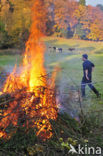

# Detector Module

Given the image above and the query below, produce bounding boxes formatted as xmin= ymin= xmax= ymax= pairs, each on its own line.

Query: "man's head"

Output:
xmin=82 ymin=54 xmax=88 ymax=61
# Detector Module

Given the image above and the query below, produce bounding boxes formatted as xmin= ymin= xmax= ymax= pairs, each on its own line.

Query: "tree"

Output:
xmin=0 ymin=0 xmax=34 ymax=48
xmin=79 ymin=0 xmax=86 ymax=6
xmin=54 ymin=0 xmax=78 ymax=37
xmin=97 ymin=4 xmax=103 ymax=11
xmin=74 ymin=4 xmax=86 ymax=21
xmin=84 ymin=6 xmax=103 ymax=41
xmin=87 ymin=19 xmax=103 ymax=41
xmin=0 ymin=20 xmax=11 ymax=48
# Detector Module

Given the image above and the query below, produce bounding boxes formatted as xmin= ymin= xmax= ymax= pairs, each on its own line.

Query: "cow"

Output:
xmin=68 ymin=48 xmax=75 ymax=51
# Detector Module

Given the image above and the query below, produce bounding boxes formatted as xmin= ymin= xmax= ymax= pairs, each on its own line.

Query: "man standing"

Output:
xmin=81 ymin=54 xmax=100 ymax=97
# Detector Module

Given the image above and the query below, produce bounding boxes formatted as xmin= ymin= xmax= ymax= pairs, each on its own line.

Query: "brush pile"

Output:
xmin=0 ymin=85 xmax=58 ymax=140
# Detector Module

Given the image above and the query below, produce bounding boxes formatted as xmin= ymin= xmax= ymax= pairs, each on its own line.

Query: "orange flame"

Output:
xmin=0 ymin=0 xmax=58 ymax=140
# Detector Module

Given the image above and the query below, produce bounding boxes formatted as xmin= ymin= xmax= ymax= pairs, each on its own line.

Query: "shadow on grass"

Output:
xmin=95 ymin=48 xmax=103 ymax=54
xmin=0 ymin=49 xmax=22 ymax=55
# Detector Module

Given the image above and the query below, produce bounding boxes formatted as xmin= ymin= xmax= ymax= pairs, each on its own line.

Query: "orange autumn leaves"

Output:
xmin=74 ymin=4 xmax=103 ymax=40
xmin=0 ymin=0 xmax=103 ymax=43
xmin=53 ymin=0 xmax=103 ymax=40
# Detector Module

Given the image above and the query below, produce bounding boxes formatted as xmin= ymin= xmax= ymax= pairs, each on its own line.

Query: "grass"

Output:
xmin=0 ymin=48 xmax=22 ymax=68
xmin=0 ymin=55 xmax=22 ymax=67
xmin=44 ymin=37 xmax=103 ymax=116
xmin=0 ymin=37 xmax=103 ymax=115
xmin=0 ymin=37 xmax=103 ymax=155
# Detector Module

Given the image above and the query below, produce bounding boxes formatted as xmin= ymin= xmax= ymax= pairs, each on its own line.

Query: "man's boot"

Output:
xmin=92 ymin=87 xmax=101 ymax=98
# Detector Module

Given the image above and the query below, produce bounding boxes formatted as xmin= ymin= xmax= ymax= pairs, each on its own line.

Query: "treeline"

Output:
xmin=0 ymin=0 xmax=103 ymax=49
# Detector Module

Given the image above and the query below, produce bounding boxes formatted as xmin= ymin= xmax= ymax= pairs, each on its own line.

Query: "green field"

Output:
xmin=0 ymin=37 xmax=103 ymax=116
xmin=0 ymin=38 xmax=103 ymax=155
xmin=44 ymin=37 xmax=103 ymax=116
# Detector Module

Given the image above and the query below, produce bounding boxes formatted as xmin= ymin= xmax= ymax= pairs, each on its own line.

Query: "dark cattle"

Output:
xmin=53 ymin=47 xmax=56 ymax=51
xmin=49 ymin=47 xmax=63 ymax=53
xmin=58 ymin=48 xmax=62 ymax=53
xmin=49 ymin=47 xmax=53 ymax=53
xmin=69 ymin=48 xmax=75 ymax=51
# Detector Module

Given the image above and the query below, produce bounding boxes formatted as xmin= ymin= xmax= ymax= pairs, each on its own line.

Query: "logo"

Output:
xmin=68 ymin=144 xmax=78 ymax=154
xmin=69 ymin=144 xmax=102 ymax=155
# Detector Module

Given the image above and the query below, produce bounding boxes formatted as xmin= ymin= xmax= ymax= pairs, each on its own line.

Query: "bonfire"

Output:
xmin=0 ymin=0 xmax=58 ymax=140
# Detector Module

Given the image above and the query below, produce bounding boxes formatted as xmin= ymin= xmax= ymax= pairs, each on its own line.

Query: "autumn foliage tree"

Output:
xmin=54 ymin=0 xmax=78 ymax=37
xmin=79 ymin=0 xmax=86 ymax=6
xmin=80 ymin=5 xmax=103 ymax=41
xmin=0 ymin=0 xmax=103 ymax=48
xmin=74 ymin=3 xmax=103 ymax=41
xmin=0 ymin=0 xmax=34 ymax=48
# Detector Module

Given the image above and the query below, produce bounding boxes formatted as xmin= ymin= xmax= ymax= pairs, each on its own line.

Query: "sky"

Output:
xmin=86 ymin=0 xmax=103 ymax=6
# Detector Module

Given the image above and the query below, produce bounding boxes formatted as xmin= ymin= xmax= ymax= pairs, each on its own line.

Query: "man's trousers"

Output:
xmin=81 ymin=80 xmax=99 ymax=97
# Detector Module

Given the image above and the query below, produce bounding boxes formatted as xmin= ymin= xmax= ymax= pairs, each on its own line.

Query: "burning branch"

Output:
xmin=0 ymin=0 xmax=58 ymax=141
